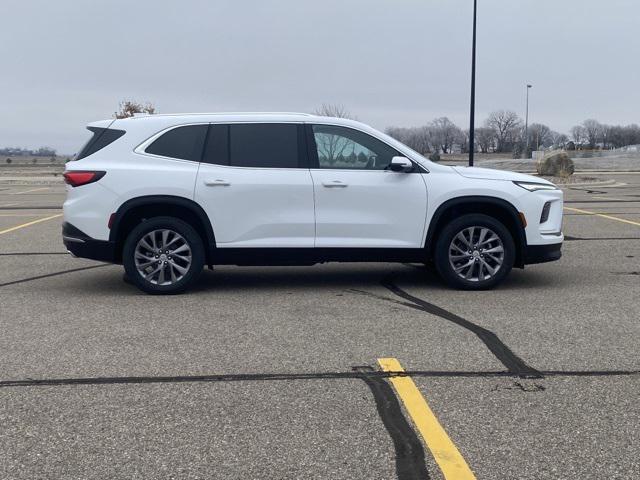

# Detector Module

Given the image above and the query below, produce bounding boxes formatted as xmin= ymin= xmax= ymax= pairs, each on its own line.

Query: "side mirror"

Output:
xmin=388 ymin=156 xmax=413 ymax=173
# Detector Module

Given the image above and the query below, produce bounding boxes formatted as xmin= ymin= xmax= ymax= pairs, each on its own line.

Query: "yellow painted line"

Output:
xmin=10 ymin=187 xmax=49 ymax=195
xmin=0 ymin=214 xmax=55 ymax=217
xmin=564 ymin=206 xmax=640 ymax=227
xmin=378 ymin=358 xmax=476 ymax=480
xmin=0 ymin=213 xmax=62 ymax=235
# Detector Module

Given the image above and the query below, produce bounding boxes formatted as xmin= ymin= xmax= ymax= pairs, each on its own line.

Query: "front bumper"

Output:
xmin=523 ymin=242 xmax=562 ymax=265
xmin=62 ymin=222 xmax=117 ymax=263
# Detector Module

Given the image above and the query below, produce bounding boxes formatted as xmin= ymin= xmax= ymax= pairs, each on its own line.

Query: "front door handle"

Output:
xmin=322 ymin=181 xmax=348 ymax=188
xmin=204 ymin=179 xmax=231 ymax=187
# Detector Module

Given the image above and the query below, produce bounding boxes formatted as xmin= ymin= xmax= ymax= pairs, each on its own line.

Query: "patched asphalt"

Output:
xmin=1 ymin=175 xmax=639 ymax=479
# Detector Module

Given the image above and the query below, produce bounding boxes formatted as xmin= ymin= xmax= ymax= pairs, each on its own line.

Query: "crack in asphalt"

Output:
xmin=0 ymin=264 xmax=109 ymax=287
xmin=0 ymin=251 xmax=69 ymax=256
xmin=564 ymin=199 xmax=640 ymax=204
xmin=351 ymin=274 xmax=543 ymax=378
xmin=564 ymin=236 xmax=640 ymax=241
xmin=0 ymin=369 xmax=637 ymax=389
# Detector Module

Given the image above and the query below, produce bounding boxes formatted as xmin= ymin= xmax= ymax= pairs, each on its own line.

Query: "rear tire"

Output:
xmin=434 ymin=214 xmax=515 ymax=290
xmin=122 ymin=216 xmax=205 ymax=294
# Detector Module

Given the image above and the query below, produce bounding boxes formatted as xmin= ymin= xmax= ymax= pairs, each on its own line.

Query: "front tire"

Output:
xmin=122 ymin=216 xmax=205 ymax=294
xmin=434 ymin=214 xmax=515 ymax=290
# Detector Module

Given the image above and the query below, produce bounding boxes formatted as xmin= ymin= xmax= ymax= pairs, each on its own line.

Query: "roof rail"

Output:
xmin=126 ymin=112 xmax=315 ymax=118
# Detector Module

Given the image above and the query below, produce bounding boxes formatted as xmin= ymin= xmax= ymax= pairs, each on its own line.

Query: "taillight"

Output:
xmin=63 ymin=171 xmax=106 ymax=187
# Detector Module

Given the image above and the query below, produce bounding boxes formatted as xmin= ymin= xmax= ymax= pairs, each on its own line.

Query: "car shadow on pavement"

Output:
xmin=6 ymin=261 xmax=564 ymax=295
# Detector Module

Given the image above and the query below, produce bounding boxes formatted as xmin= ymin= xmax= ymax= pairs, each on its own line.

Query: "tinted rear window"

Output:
xmin=76 ymin=127 xmax=125 ymax=160
xmin=229 ymin=124 xmax=299 ymax=168
xmin=146 ymin=125 xmax=208 ymax=161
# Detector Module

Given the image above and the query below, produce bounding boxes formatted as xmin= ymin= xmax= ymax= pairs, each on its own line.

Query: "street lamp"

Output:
xmin=468 ymin=0 xmax=477 ymax=167
xmin=524 ymin=84 xmax=532 ymax=158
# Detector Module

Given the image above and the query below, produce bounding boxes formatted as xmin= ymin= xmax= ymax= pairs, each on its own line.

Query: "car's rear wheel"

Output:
xmin=122 ymin=216 xmax=205 ymax=294
xmin=434 ymin=213 xmax=515 ymax=290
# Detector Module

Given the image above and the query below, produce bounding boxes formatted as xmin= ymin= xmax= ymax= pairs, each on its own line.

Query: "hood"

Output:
xmin=452 ymin=166 xmax=554 ymax=185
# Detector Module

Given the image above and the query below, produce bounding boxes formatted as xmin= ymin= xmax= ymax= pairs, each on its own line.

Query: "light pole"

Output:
xmin=468 ymin=0 xmax=477 ymax=167
xmin=524 ymin=84 xmax=532 ymax=158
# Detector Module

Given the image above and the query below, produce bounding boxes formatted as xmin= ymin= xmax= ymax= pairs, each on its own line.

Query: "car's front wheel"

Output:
xmin=434 ymin=213 xmax=515 ymax=290
xmin=122 ymin=216 xmax=205 ymax=294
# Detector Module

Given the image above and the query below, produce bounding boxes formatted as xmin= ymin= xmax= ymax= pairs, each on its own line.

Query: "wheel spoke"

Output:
xmin=477 ymin=228 xmax=488 ymax=245
xmin=451 ymin=243 xmax=467 ymax=255
xmin=165 ymin=234 xmax=180 ymax=248
xmin=137 ymin=259 xmax=156 ymax=268
xmin=478 ymin=261 xmax=485 ymax=279
xmin=477 ymin=234 xmax=498 ymax=247
xmin=169 ymin=263 xmax=177 ymax=282
xmin=486 ymin=253 xmax=501 ymax=263
xmin=456 ymin=232 xmax=471 ymax=248
xmin=171 ymin=262 xmax=188 ymax=275
xmin=464 ymin=262 xmax=476 ymax=279
xmin=145 ymin=264 xmax=162 ymax=280
xmin=172 ymin=252 xmax=191 ymax=261
xmin=171 ymin=243 xmax=190 ymax=255
xmin=139 ymin=238 xmax=154 ymax=252
xmin=135 ymin=251 xmax=155 ymax=261
xmin=454 ymin=259 xmax=474 ymax=273
xmin=481 ymin=258 xmax=497 ymax=275
xmin=158 ymin=264 xmax=166 ymax=284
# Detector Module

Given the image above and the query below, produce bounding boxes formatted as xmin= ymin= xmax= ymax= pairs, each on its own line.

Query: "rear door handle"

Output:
xmin=204 ymin=179 xmax=231 ymax=187
xmin=322 ymin=181 xmax=348 ymax=188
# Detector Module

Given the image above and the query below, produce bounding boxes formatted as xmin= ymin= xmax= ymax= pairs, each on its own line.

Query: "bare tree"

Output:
xmin=385 ymin=126 xmax=431 ymax=155
xmin=581 ymin=119 xmax=601 ymax=148
xmin=313 ymin=103 xmax=356 ymax=120
xmin=475 ymin=127 xmax=496 ymax=153
xmin=527 ymin=123 xmax=552 ymax=149
xmin=570 ymin=125 xmax=586 ymax=145
xmin=598 ymin=123 xmax=613 ymax=149
xmin=549 ymin=131 xmax=568 ymax=149
xmin=114 ymin=100 xmax=157 ymax=119
xmin=429 ymin=117 xmax=462 ymax=153
xmin=485 ymin=110 xmax=522 ymax=152
xmin=608 ymin=124 xmax=640 ymax=148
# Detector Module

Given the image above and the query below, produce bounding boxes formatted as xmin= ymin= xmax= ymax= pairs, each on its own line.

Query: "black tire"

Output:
xmin=434 ymin=213 xmax=515 ymax=290
xmin=122 ymin=216 xmax=205 ymax=294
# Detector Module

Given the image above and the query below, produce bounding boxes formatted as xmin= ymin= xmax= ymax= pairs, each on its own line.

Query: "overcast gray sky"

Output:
xmin=1 ymin=0 xmax=638 ymax=153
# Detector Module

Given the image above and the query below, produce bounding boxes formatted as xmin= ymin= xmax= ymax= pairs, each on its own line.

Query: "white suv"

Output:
xmin=63 ymin=113 xmax=563 ymax=294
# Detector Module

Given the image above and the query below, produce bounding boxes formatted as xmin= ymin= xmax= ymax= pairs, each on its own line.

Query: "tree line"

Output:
xmin=385 ymin=111 xmax=640 ymax=157
xmin=0 ymin=146 xmax=56 ymax=157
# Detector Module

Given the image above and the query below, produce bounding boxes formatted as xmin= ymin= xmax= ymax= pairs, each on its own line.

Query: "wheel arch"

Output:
xmin=424 ymin=196 xmax=527 ymax=268
xmin=109 ymin=195 xmax=216 ymax=264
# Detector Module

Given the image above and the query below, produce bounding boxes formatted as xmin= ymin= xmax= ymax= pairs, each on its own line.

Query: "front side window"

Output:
xmin=229 ymin=123 xmax=299 ymax=168
xmin=312 ymin=125 xmax=400 ymax=170
xmin=145 ymin=125 xmax=208 ymax=161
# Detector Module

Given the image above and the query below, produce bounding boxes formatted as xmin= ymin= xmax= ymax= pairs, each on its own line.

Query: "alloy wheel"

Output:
xmin=134 ymin=229 xmax=192 ymax=285
xmin=448 ymin=226 xmax=505 ymax=282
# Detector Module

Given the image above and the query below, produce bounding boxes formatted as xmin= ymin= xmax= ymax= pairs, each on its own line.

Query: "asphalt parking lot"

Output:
xmin=1 ymin=174 xmax=639 ymax=480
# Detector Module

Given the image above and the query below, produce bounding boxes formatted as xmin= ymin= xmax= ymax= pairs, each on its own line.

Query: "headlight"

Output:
xmin=513 ymin=181 xmax=558 ymax=192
